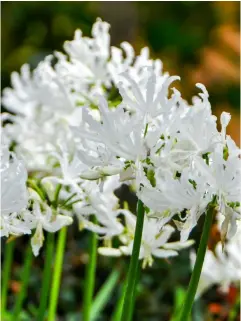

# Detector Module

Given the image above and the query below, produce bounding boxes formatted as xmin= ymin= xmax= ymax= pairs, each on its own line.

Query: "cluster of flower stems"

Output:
xmin=1 ymin=197 xmax=223 ymax=321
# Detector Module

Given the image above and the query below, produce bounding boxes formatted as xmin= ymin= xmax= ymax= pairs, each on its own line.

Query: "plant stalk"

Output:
xmin=48 ymin=227 xmax=67 ymax=321
xmin=120 ymin=199 xmax=145 ymax=321
xmin=179 ymin=205 xmax=216 ymax=321
xmin=36 ymin=232 xmax=55 ymax=321
xmin=83 ymin=216 xmax=98 ymax=321
xmin=1 ymin=240 xmax=15 ymax=314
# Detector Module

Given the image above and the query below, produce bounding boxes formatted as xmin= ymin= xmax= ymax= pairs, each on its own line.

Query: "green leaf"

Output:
xmin=90 ymin=269 xmax=120 ymax=321
xmin=170 ymin=286 xmax=186 ymax=321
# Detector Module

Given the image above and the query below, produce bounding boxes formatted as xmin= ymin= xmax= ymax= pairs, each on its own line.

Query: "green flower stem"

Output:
xmin=53 ymin=184 xmax=62 ymax=208
xmin=27 ymin=179 xmax=45 ymax=200
xmin=36 ymin=232 xmax=55 ymax=321
xmin=129 ymin=261 xmax=141 ymax=320
xmin=12 ymin=244 xmax=33 ymax=320
xmin=112 ymin=263 xmax=141 ymax=321
xmin=179 ymin=205 xmax=216 ymax=321
xmin=1 ymin=240 xmax=15 ymax=315
xmin=83 ymin=217 xmax=98 ymax=321
xmin=120 ymin=199 xmax=145 ymax=321
xmin=48 ymin=227 xmax=67 ymax=321
xmin=60 ymin=192 xmax=77 ymax=208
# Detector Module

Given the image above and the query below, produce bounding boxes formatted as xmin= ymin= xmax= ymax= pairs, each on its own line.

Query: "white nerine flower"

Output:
xmin=138 ymin=166 xmax=212 ymax=242
xmin=30 ymin=192 xmax=73 ymax=256
xmin=74 ymin=176 xmax=124 ymax=239
xmin=41 ymin=143 xmax=86 ymax=193
xmin=191 ymin=222 xmax=241 ymax=299
xmin=70 ymin=71 xmax=184 ymax=185
xmin=195 ymin=150 xmax=241 ymax=242
xmin=2 ymin=59 xmax=76 ymax=118
xmin=99 ymin=212 xmax=194 ymax=268
xmin=170 ymin=87 xmax=218 ymax=162
xmin=61 ymin=18 xmax=111 ymax=92
xmin=1 ymin=138 xmax=28 ymax=216
xmin=108 ymin=45 xmax=168 ymax=92
xmin=118 ymin=71 xmax=180 ymax=118
xmin=1 ymin=135 xmax=31 ymax=237
xmin=71 ymin=96 xmax=144 ymax=172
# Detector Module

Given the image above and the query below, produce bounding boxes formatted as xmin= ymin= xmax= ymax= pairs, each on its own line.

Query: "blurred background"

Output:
xmin=2 ymin=1 xmax=240 ymax=144
xmin=1 ymin=2 xmax=240 ymax=321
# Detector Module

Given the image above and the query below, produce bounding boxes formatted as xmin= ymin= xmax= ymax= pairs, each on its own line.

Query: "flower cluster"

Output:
xmin=1 ymin=19 xmax=240 ymax=266
xmin=0 ymin=134 xmax=73 ymax=255
xmin=191 ymin=216 xmax=241 ymax=298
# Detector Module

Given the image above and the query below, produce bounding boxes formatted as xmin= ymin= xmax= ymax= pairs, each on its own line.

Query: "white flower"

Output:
xmin=2 ymin=55 xmax=80 ymax=173
xmin=74 ymin=177 xmax=124 ymax=239
xmin=2 ymin=59 xmax=76 ymax=118
xmin=71 ymin=72 xmax=183 ymax=185
xmin=30 ymin=195 xmax=73 ymax=256
xmin=0 ymin=210 xmax=34 ymax=238
xmin=4 ymin=115 xmax=72 ymax=172
xmin=138 ymin=166 xmax=211 ymax=242
xmin=108 ymin=44 xmax=167 ymax=91
xmin=169 ymin=85 xmax=218 ymax=163
xmin=71 ymin=96 xmax=144 ymax=172
xmin=0 ymin=135 xmax=31 ymax=237
xmin=2 ymin=64 xmax=39 ymax=117
xmin=108 ymin=42 xmax=135 ymax=85
xmin=62 ymin=18 xmax=111 ymax=90
xmin=99 ymin=211 xmax=194 ymax=268
xmin=41 ymin=143 xmax=86 ymax=192
xmin=1 ymin=141 xmax=28 ymax=216
xmin=191 ymin=224 xmax=241 ymax=299
xmin=195 ymin=150 xmax=241 ymax=242
xmin=118 ymin=70 xmax=180 ymax=118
